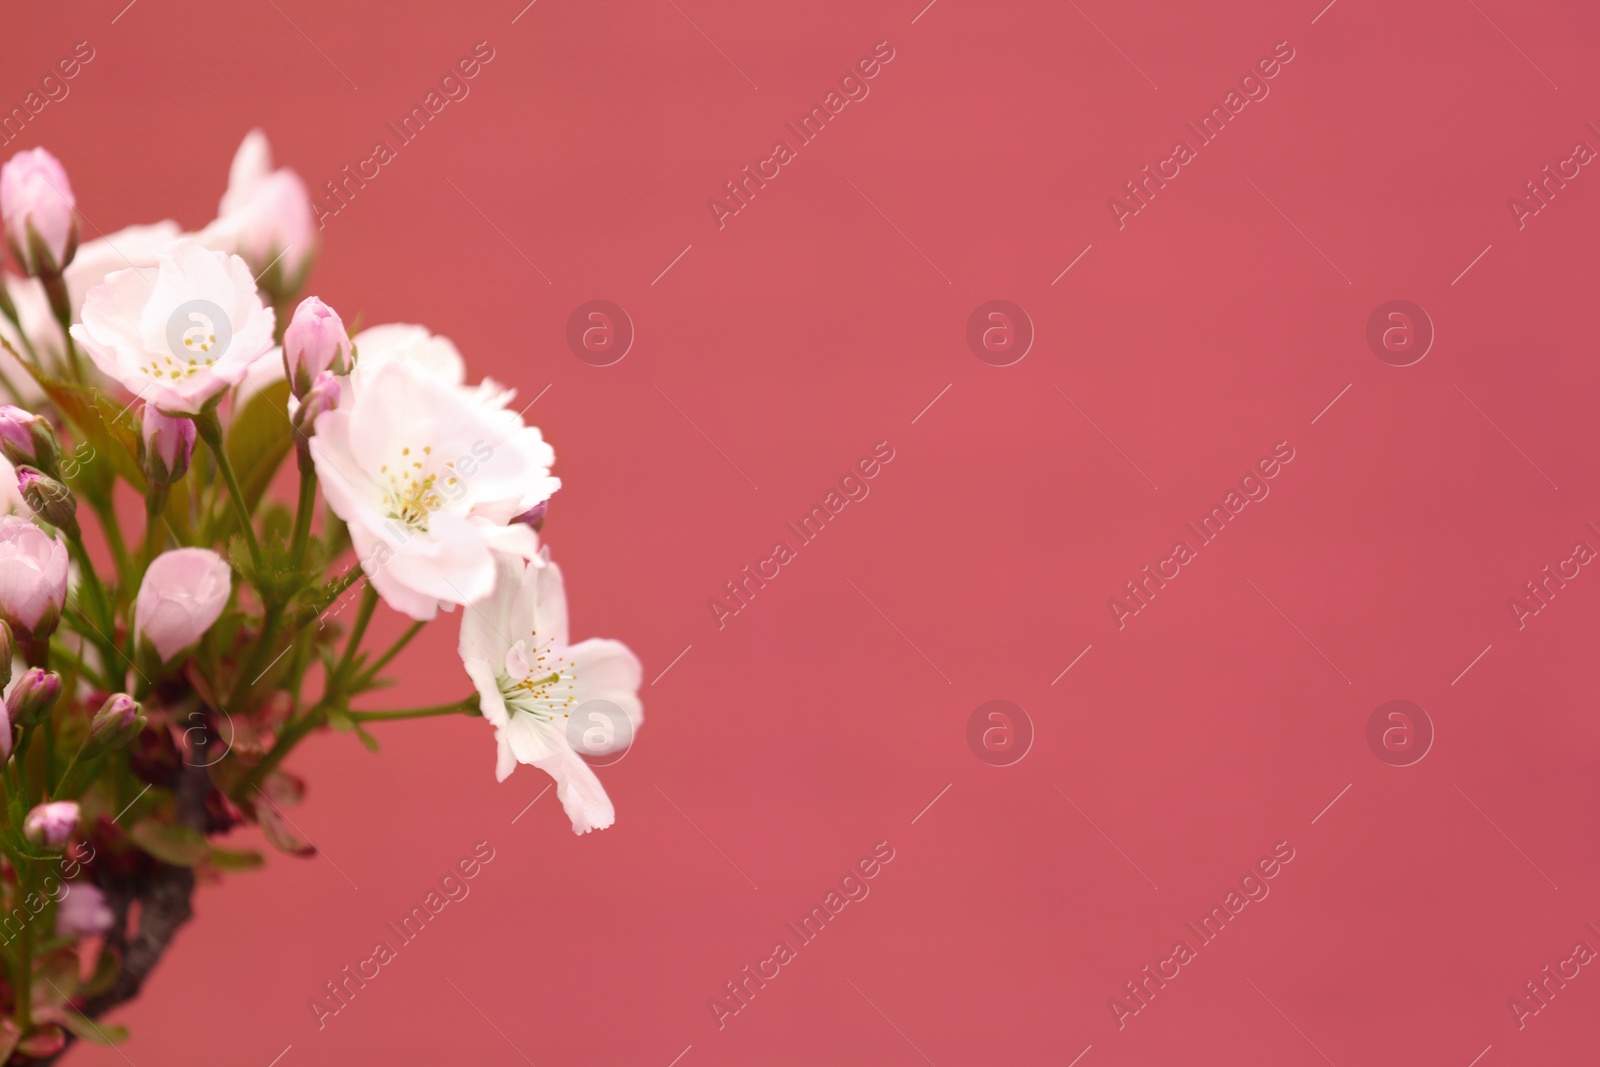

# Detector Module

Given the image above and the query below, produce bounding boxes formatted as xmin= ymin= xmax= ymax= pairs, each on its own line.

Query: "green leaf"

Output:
xmin=128 ymin=821 xmax=209 ymax=867
xmin=206 ymin=846 xmax=264 ymax=871
xmin=218 ymin=379 xmax=294 ymax=535
xmin=80 ymin=946 xmax=120 ymax=998
xmin=30 ymin=372 xmax=144 ymax=487
xmin=353 ymin=722 xmax=380 ymax=753
xmin=257 ymin=802 xmax=314 ymax=857
xmin=0 ymin=825 xmax=63 ymax=864
xmin=58 ymin=1010 xmax=128 ymax=1046
xmin=35 ymin=950 xmax=78 ymax=1005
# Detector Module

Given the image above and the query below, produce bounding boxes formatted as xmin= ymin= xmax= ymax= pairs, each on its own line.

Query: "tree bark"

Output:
xmin=38 ymin=760 xmax=211 ymax=1065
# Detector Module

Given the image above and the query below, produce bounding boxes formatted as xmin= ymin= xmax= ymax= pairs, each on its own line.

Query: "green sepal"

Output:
xmin=57 ymin=1011 xmax=128 ymax=1046
xmin=128 ymin=821 xmax=208 ymax=867
xmin=206 ymin=846 xmax=264 ymax=871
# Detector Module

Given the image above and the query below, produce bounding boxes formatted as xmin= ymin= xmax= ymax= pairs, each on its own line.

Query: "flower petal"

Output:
xmin=532 ymin=743 xmax=615 ymax=834
xmin=569 ymin=638 xmax=643 ymax=754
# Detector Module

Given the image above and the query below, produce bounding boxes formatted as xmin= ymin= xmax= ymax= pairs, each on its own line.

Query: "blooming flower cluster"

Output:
xmin=0 ymin=134 xmax=639 ymax=1059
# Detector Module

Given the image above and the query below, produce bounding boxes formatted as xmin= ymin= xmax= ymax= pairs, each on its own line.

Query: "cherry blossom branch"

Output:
xmin=191 ymin=408 xmax=262 ymax=570
xmin=353 ymin=620 xmax=423 ymax=687
xmin=348 ymin=696 xmax=479 ymax=722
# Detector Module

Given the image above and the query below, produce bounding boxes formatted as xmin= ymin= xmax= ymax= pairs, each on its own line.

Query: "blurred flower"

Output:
xmin=134 ymin=547 xmax=231 ymax=662
xmin=198 ymin=129 xmax=316 ymax=289
xmin=459 ymin=552 xmax=642 ymax=834
xmin=0 ymin=222 xmax=182 ymax=382
xmin=0 ymin=406 xmax=57 ymax=473
xmin=347 ymin=322 xmax=463 ymax=387
xmin=23 ymin=800 xmax=77 ymax=845
xmin=347 ymin=321 xmax=520 ymax=416
xmin=70 ymin=241 xmax=276 ymax=415
xmin=0 ymin=278 xmax=53 ymax=403
xmin=141 ymin=404 xmax=195 ymax=483
xmin=56 ymin=882 xmax=113 ymax=938
xmin=0 ymin=515 xmax=67 ymax=638
xmin=64 ymin=220 xmax=184 ymax=310
xmin=309 ymin=358 xmax=557 ymax=620
xmin=0 ymin=148 xmax=76 ymax=276
xmin=16 ymin=466 xmax=75 ymax=535
xmin=283 ymin=296 xmax=352 ymax=398
xmin=0 ymin=457 xmax=28 ymax=517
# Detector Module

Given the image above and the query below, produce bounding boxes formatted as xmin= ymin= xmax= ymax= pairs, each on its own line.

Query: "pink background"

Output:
xmin=8 ymin=0 xmax=1600 ymax=1063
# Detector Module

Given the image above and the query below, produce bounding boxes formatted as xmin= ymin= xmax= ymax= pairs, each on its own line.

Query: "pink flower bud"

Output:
xmin=15 ymin=465 xmax=76 ymax=536
xmin=298 ymin=371 xmax=340 ymax=426
xmin=293 ymin=370 xmax=340 ymax=471
xmin=91 ymin=692 xmax=139 ymax=737
xmin=0 ymin=620 xmax=12 ymax=693
xmin=134 ymin=547 xmax=232 ymax=662
xmin=200 ymin=131 xmax=317 ymax=292
xmin=7 ymin=667 xmax=60 ymax=726
xmin=0 ymin=406 xmax=57 ymax=473
xmin=56 ymin=881 xmax=113 ymax=938
xmin=282 ymin=297 xmax=352 ymax=398
xmin=85 ymin=692 xmax=144 ymax=756
xmin=0 ymin=515 xmax=67 ymax=638
xmin=0 ymin=148 xmax=77 ymax=276
xmin=141 ymin=405 xmax=195 ymax=484
xmin=512 ymin=499 xmax=547 ymax=531
xmin=23 ymin=800 xmax=78 ymax=845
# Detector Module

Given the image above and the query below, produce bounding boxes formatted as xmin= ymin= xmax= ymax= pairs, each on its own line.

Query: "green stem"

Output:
xmin=234 ymin=585 xmax=375 ymax=802
xmin=348 ymin=696 xmax=478 ymax=722
xmin=0 ymin=362 xmax=24 ymax=405
xmin=140 ymin=485 xmax=168 ymax=573
xmin=193 ymin=408 xmax=261 ymax=569
xmin=354 ymin=621 xmax=424 ymax=688
xmin=13 ymin=726 xmax=33 ymax=788
xmin=41 ymin=273 xmax=82 ymax=382
xmin=89 ymin=496 xmax=132 ymax=579
xmin=12 ymin=864 xmax=31 ymax=1032
xmin=288 ymin=465 xmax=317 ymax=571
xmin=228 ymin=603 xmax=284 ymax=709
xmin=41 ymin=718 xmax=54 ymax=797
xmin=54 ymin=747 xmax=83 ymax=801
xmin=332 ymin=585 xmax=378 ymax=683
xmin=291 ymin=564 xmax=365 ymax=629
xmin=64 ymin=536 xmax=121 ymax=682
xmin=44 ymin=639 xmax=104 ymax=692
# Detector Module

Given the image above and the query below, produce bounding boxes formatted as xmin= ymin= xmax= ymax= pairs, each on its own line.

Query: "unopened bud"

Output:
xmin=294 ymin=370 xmax=340 ymax=470
xmin=86 ymin=693 xmax=144 ymax=756
xmin=513 ymin=499 xmax=547 ymax=532
xmin=0 ymin=407 xmax=59 ymax=475
xmin=282 ymin=297 xmax=353 ymax=398
xmin=16 ymin=466 xmax=77 ymax=536
xmin=23 ymin=800 xmax=78 ymax=846
xmin=141 ymin=406 xmax=195 ymax=484
xmin=6 ymin=666 xmax=60 ymax=726
xmin=1 ymin=148 xmax=78 ymax=278
xmin=0 ymin=620 xmax=13 ymax=694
